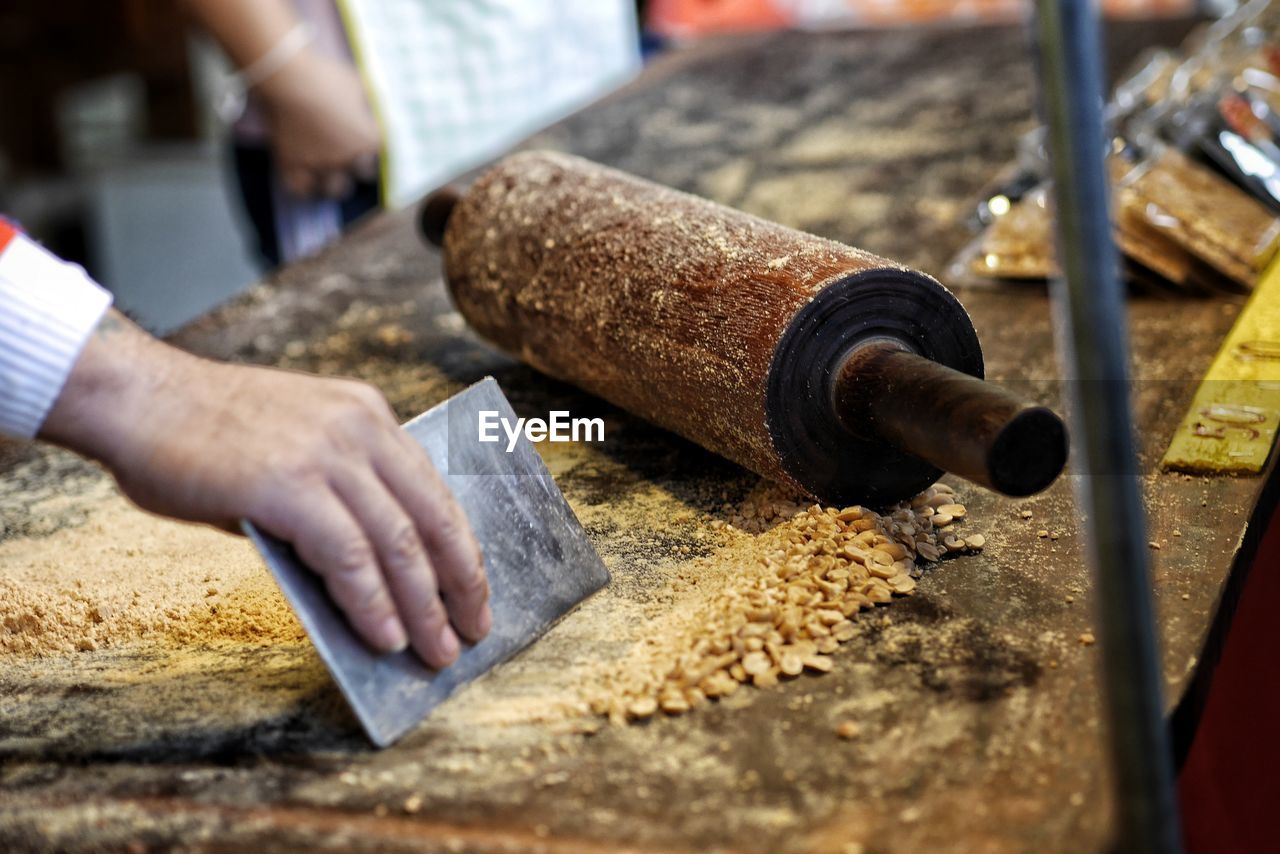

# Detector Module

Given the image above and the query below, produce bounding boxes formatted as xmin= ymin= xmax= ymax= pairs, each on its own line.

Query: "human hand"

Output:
xmin=258 ymin=50 xmax=383 ymax=199
xmin=40 ymin=312 xmax=490 ymax=667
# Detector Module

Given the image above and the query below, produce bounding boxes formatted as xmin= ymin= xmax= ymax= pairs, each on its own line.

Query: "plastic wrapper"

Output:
xmin=967 ymin=188 xmax=1054 ymax=280
xmin=1157 ymin=4 xmax=1280 ymax=205
xmin=1115 ymin=146 xmax=1280 ymax=288
xmin=961 ymin=147 xmax=1280 ymax=293
xmin=1166 ymin=83 xmax=1280 ymax=209
xmin=1110 ymin=49 xmax=1184 ymax=148
xmin=965 ymin=191 xmax=1211 ymax=293
xmin=955 ymin=1 xmax=1280 ymax=295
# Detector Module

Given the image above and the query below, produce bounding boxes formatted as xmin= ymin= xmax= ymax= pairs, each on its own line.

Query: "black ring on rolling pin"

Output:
xmin=765 ymin=269 xmax=982 ymax=507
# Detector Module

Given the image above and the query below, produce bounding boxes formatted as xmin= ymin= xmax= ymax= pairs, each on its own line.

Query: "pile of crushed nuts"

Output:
xmin=592 ymin=484 xmax=984 ymax=723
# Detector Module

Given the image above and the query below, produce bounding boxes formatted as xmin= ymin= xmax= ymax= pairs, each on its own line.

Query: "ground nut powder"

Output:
xmin=1 ymin=444 xmax=980 ymax=736
xmin=0 ymin=491 xmax=302 ymax=657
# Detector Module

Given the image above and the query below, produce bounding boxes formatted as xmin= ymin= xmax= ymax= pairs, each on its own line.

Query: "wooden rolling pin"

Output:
xmin=420 ymin=151 xmax=1067 ymax=505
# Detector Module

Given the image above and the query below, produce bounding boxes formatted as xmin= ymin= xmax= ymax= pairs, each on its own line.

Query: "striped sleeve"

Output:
xmin=0 ymin=220 xmax=113 ymax=439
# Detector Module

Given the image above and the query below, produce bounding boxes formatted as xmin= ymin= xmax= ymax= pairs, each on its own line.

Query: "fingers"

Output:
xmin=319 ymin=170 xmax=354 ymax=200
xmin=281 ymin=168 xmax=360 ymax=200
xmin=257 ymin=487 xmax=408 ymax=654
xmin=331 ymin=467 xmax=462 ymax=669
xmin=243 ymin=377 xmax=487 ymax=670
xmin=352 ymin=153 xmax=379 ymax=183
xmin=378 ymin=429 xmax=491 ymax=644
xmin=282 ymin=166 xmax=317 ymax=198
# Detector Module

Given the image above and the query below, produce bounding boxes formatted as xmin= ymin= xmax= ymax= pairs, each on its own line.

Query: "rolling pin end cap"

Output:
xmin=988 ymin=406 xmax=1069 ymax=496
xmin=419 ymin=186 xmax=463 ymax=248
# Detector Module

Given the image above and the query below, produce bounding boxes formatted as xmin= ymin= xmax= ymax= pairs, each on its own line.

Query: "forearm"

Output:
xmin=38 ymin=310 xmax=196 ymax=469
xmin=180 ymin=0 xmax=300 ymax=80
xmin=182 ymin=0 xmax=379 ymax=200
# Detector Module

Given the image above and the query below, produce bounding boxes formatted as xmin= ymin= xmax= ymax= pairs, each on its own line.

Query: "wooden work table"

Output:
xmin=2 ymin=17 xmax=1262 ymax=852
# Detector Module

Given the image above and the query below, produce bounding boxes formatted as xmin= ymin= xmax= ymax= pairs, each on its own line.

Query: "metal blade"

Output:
xmin=245 ymin=376 xmax=609 ymax=747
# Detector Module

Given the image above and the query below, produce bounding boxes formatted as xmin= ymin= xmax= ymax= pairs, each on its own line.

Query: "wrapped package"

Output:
xmin=1114 ymin=146 xmax=1280 ymax=288
xmin=968 ymin=147 xmax=1280 ymax=292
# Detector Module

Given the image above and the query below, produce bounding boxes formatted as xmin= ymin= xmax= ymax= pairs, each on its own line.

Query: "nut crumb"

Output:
xmin=627 ymin=697 xmax=658 ymax=719
xmin=835 ymin=720 xmax=861 ymax=740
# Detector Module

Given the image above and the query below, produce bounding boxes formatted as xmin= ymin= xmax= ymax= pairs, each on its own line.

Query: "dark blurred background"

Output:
xmin=0 ymin=0 xmax=1200 ymax=333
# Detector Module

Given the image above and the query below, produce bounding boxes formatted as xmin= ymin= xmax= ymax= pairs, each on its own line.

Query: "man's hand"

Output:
xmin=40 ymin=311 xmax=489 ymax=668
xmin=258 ymin=51 xmax=383 ymax=199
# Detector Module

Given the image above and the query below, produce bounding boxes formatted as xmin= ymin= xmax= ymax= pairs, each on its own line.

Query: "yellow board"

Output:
xmin=1162 ymin=258 xmax=1280 ymax=474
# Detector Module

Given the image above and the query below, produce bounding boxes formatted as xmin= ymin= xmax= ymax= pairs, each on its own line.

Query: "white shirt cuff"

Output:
xmin=0 ymin=223 xmax=113 ymax=439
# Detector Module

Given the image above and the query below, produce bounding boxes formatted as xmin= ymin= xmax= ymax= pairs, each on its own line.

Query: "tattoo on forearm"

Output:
xmin=95 ymin=312 xmax=127 ymax=338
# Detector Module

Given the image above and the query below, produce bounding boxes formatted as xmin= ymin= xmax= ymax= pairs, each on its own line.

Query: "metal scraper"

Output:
xmin=244 ymin=376 xmax=609 ymax=747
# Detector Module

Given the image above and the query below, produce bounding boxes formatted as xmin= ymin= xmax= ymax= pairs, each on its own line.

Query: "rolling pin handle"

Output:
xmin=419 ymin=185 xmax=464 ymax=248
xmin=834 ymin=343 xmax=1068 ymax=497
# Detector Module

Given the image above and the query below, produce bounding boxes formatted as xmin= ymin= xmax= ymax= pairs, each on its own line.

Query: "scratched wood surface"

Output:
xmin=4 ymin=18 xmax=1267 ymax=853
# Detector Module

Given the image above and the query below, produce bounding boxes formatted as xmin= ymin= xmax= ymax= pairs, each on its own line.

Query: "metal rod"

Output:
xmin=1031 ymin=3 xmax=1182 ymax=851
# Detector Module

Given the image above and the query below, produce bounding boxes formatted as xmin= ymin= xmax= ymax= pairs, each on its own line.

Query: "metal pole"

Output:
xmin=1031 ymin=2 xmax=1182 ymax=852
